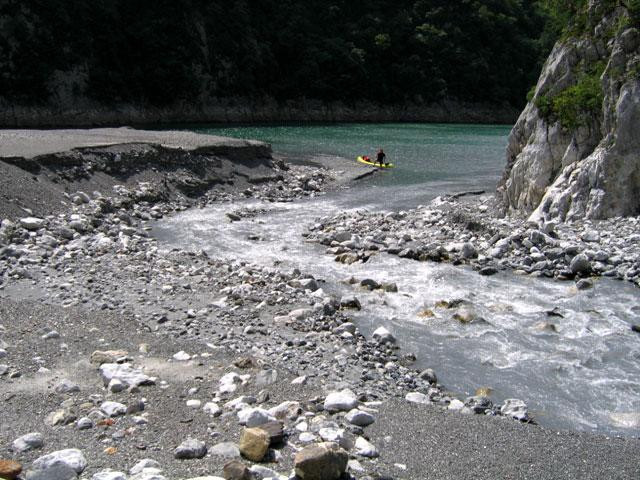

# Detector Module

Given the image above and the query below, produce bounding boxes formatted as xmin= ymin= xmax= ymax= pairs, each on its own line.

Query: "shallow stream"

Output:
xmin=154 ymin=124 xmax=640 ymax=437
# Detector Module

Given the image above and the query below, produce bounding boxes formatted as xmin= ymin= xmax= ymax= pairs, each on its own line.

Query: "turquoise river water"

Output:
xmin=154 ymin=124 xmax=640 ymax=438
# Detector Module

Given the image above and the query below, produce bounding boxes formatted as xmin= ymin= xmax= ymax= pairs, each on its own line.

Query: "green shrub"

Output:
xmin=625 ymin=0 xmax=640 ymax=26
xmin=535 ymin=94 xmax=554 ymax=118
xmin=526 ymin=85 xmax=537 ymax=102
xmin=535 ymin=63 xmax=604 ymax=129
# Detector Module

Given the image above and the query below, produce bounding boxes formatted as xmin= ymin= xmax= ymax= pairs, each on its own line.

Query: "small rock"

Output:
xmin=570 ymin=253 xmax=591 ymax=275
xmin=92 ymin=470 xmax=127 ymax=480
xmin=256 ymin=421 xmax=284 ymax=445
xmin=324 ymin=389 xmax=358 ymax=413
xmin=418 ymin=368 xmax=437 ymax=384
xmin=576 ymin=278 xmax=593 ymax=290
xmin=406 ymin=392 xmax=430 ymax=404
xmin=99 ymin=363 xmax=153 ymax=389
xmin=255 ymin=369 xmax=278 ymax=386
xmin=12 ymin=432 xmax=44 ymax=453
xmin=41 ymin=330 xmax=60 ymax=340
xmin=203 ymin=402 xmax=222 ymax=416
xmin=345 ymin=409 xmax=375 ymax=427
xmin=372 ymin=326 xmax=396 ymax=344
xmin=267 ymin=401 xmax=301 ymax=421
xmin=54 ymin=379 xmax=80 ymax=394
xmin=0 ymin=459 xmax=22 ymax=479
xmin=209 ymin=442 xmax=241 ymax=460
xmin=173 ymin=351 xmax=191 ymax=361
xmin=238 ymin=428 xmax=269 ymax=462
xmin=294 ymin=442 xmax=348 ymax=480
xmin=318 ymin=427 xmax=354 ymax=450
xmin=174 ymin=439 xmax=207 ymax=460
xmin=129 ymin=459 xmax=161 ymax=475
xmin=339 ymin=295 xmax=361 ymax=310
xmin=479 ymin=266 xmax=498 ymax=276
xmin=237 ymin=407 xmax=275 ymax=427
xmin=501 ymin=398 xmax=530 ymax=422
xmin=223 ymin=460 xmax=252 ymax=480
xmin=464 ymin=395 xmax=493 ymax=414
xmin=19 ymin=217 xmax=45 ymax=231
xmin=91 ymin=350 xmax=128 ymax=365
xmin=101 ymin=401 xmax=127 ymax=417
xmin=76 ymin=417 xmax=94 ymax=430
xmin=32 ymin=449 xmax=87 ymax=474
xmin=108 ymin=379 xmax=126 ymax=393
xmin=354 ymin=436 xmax=379 ymax=458
xmin=461 ymin=242 xmax=478 ymax=259
xmin=249 ymin=465 xmax=281 ymax=480
xmin=291 ymin=375 xmax=307 ymax=385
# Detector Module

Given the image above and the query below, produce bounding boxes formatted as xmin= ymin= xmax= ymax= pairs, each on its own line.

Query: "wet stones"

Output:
xmin=570 ymin=253 xmax=592 ymax=276
xmin=294 ymin=442 xmax=348 ymax=480
xmin=501 ymin=399 xmax=530 ymax=422
xmin=339 ymin=295 xmax=361 ymax=310
xmin=478 ymin=266 xmax=498 ymax=276
xmin=418 ymin=368 xmax=438 ymax=384
xmin=461 ymin=242 xmax=478 ymax=259
xmin=372 ymin=326 xmax=396 ymax=344
xmin=464 ymin=395 xmax=493 ymax=414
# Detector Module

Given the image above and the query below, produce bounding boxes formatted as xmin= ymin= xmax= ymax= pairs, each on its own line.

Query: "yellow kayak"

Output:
xmin=357 ymin=156 xmax=395 ymax=168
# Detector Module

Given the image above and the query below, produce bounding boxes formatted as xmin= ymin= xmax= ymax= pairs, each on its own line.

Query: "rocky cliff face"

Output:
xmin=498 ymin=4 xmax=640 ymax=222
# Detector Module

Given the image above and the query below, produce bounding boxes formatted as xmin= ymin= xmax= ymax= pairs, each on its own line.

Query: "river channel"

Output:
xmin=153 ymin=123 xmax=640 ymax=437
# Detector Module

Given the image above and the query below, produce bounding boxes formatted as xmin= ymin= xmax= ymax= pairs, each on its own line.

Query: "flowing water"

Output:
xmin=154 ymin=123 xmax=640 ymax=437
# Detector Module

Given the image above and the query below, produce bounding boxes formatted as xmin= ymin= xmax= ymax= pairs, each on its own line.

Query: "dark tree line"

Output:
xmin=0 ymin=1 xmax=557 ymax=110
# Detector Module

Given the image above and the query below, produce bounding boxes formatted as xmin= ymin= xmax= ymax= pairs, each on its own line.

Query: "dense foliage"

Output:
xmin=0 ymin=1 xmax=555 ymax=110
xmin=534 ymin=62 xmax=605 ymax=129
xmin=538 ymin=0 xmax=639 ymax=36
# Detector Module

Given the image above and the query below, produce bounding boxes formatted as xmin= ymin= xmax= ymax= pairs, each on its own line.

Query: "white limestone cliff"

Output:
xmin=498 ymin=4 xmax=640 ymax=222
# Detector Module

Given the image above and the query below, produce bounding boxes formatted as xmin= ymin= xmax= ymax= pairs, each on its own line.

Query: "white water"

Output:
xmin=154 ymin=193 xmax=640 ymax=437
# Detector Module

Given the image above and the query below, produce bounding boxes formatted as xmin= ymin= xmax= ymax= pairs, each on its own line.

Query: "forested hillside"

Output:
xmin=0 ymin=1 xmax=562 ymax=122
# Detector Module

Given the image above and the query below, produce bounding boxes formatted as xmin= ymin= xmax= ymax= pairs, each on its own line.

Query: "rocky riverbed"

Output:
xmin=304 ymin=193 xmax=640 ymax=290
xmin=1 ymin=129 xmax=639 ymax=480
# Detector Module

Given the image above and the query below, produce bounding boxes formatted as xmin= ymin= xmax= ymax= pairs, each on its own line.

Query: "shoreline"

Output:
xmin=0 ymin=100 xmax=519 ymax=129
xmin=0 ymin=128 xmax=638 ymax=480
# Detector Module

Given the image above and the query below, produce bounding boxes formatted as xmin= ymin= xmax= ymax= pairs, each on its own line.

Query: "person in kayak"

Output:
xmin=376 ymin=148 xmax=386 ymax=166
